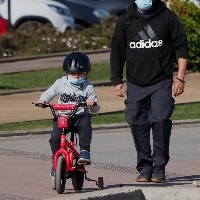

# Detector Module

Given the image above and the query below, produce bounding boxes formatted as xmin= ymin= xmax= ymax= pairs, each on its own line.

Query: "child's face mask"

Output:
xmin=68 ymin=76 xmax=86 ymax=86
xmin=135 ymin=0 xmax=152 ymax=11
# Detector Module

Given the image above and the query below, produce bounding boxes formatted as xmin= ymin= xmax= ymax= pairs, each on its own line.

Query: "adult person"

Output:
xmin=110 ymin=0 xmax=188 ymax=183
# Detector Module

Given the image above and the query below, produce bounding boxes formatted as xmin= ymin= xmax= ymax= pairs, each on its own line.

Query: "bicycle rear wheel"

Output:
xmin=71 ymin=170 xmax=84 ymax=190
xmin=55 ymin=156 xmax=66 ymax=194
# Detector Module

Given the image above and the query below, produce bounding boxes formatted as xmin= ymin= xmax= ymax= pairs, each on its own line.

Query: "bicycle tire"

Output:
xmin=55 ymin=156 xmax=66 ymax=194
xmin=71 ymin=170 xmax=84 ymax=190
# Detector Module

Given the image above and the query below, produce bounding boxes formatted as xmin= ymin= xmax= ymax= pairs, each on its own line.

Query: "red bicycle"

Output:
xmin=33 ymin=102 xmax=104 ymax=194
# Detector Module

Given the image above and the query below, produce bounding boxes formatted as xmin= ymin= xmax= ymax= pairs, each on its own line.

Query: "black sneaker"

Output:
xmin=77 ymin=150 xmax=91 ymax=165
xmin=136 ymin=172 xmax=151 ymax=182
xmin=151 ymin=166 xmax=165 ymax=183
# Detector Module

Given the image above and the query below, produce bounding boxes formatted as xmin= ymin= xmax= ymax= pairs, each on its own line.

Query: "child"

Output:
xmin=38 ymin=51 xmax=100 ymax=176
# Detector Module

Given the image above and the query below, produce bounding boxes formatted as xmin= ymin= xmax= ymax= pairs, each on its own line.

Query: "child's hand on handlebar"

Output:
xmin=86 ymin=99 xmax=95 ymax=108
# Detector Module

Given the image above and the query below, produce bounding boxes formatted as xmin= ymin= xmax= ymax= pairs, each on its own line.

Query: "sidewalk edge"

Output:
xmin=0 ymin=119 xmax=200 ymax=137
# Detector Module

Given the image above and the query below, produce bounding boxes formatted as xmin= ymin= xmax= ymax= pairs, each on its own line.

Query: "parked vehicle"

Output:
xmin=80 ymin=0 xmax=133 ymax=16
xmin=55 ymin=0 xmax=109 ymax=31
xmin=0 ymin=15 xmax=10 ymax=35
xmin=55 ymin=0 xmax=133 ymax=31
xmin=0 ymin=0 xmax=75 ymax=33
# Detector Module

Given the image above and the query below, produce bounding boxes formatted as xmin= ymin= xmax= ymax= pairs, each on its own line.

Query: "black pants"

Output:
xmin=49 ymin=114 xmax=92 ymax=155
xmin=125 ymin=78 xmax=174 ymax=173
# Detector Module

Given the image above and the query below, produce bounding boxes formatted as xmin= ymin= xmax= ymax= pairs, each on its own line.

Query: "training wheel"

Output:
xmin=97 ymin=177 xmax=104 ymax=190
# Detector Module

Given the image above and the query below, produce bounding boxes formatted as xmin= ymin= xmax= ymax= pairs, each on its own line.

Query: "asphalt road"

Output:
xmin=0 ymin=124 xmax=200 ymax=200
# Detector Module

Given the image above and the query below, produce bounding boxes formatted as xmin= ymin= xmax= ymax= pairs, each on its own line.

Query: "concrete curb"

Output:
xmin=0 ymin=80 xmax=113 ymax=96
xmin=1 ymin=119 xmax=200 ymax=138
xmin=44 ymin=186 xmax=200 ymax=200
xmin=0 ymin=49 xmax=110 ymax=63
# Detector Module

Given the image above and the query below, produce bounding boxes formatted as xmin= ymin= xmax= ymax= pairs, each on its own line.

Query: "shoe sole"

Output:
xmin=151 ymin=178 xmax=165 ymax=183
xmin=77 ymin=159 xmax=91 ymax=165
xmin=136 ymin=178 xmax=150 ymax=182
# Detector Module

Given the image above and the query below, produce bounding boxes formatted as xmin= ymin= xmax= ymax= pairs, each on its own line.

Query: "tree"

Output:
xmin=170 ymin=0 xmax=200 ymax=71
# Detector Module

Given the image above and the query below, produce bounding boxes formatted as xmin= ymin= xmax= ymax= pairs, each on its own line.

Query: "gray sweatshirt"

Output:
xmin=39 ymin=76 xmax=100 ymax=115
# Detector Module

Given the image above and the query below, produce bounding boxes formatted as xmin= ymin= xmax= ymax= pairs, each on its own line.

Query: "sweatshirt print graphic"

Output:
xmin=129 ymin=24 xmax=163 ymax=49
xmin=60 ymin=92 xmax=87 ymax=103
xmin=39 ymin=76 xmax=100 ymax=115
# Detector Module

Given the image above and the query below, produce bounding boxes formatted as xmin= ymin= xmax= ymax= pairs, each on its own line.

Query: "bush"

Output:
xmin=170 ymin=0 xmax=200 ymax=71
xmin=0 ymin=17 xmax=117 ymax=59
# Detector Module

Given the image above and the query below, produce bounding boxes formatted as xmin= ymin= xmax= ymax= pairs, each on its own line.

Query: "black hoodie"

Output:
xmin=110 ymin=0 xmax=188 ymax=86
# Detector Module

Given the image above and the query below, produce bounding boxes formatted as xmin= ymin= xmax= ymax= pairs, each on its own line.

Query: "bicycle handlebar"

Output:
xmin=32 ymin=102 xmax=97 ymax=118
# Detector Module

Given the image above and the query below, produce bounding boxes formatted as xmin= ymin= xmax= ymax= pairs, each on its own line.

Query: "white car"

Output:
xmin=0 ymin=0 xmax=75 ymax=32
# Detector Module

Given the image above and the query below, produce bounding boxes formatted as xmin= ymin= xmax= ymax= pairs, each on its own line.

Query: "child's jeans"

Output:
xmin=49 ymin=113 xmax=92 ymax=155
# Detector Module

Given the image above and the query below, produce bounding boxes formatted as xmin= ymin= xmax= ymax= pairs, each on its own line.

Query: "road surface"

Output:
xmin=0 ymin=124 xmax=200 ymax=199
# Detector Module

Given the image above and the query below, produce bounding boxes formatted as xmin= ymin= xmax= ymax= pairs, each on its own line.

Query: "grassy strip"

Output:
xmin=0 ymin=103 xmax=199 ymax=132
xmin=0 ymin=62 xmax=111 ymax=90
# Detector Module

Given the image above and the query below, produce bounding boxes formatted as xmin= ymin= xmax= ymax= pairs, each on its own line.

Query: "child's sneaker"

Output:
xmin=50 ymin=165 xmax=55 ymax=177
xmin=77 ymin=150 xmax=91 ymax=164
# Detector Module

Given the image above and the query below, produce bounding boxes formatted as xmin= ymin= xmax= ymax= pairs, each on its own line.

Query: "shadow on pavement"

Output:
xmin=106 ymin=174 xmax=200 ymax=188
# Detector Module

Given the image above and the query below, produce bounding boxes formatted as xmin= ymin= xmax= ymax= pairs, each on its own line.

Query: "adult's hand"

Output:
xmin=114 ymin=84 xmax=125 ymax=97
xmin=172 ymin=79 xmax=185 ymax=97
xmin=173 ymin=58 xmax=187 ymax=97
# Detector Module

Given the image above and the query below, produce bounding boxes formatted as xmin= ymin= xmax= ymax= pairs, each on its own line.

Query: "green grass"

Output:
xmin=0 ymin=62 xmax=111 ymax=90
xmin=0 ymin=103 xmax=199 ymax=132
xmin=172 ymin=102 xmax=200 ymax=120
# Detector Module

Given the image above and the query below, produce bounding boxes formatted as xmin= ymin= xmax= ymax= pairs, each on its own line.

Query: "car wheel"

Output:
xmin=17 ymin=21 xmax=52 ymax=33
xmin=74 ymin=23 xmax=85 ymax=32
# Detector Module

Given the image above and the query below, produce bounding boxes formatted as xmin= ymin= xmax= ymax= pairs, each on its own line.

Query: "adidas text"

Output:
xmin=129 ymin=39 xmax=163 ymax=49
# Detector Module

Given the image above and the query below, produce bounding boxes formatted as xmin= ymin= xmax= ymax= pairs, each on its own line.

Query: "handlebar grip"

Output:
xmin=78 ymin=102 xmax=87 ymax=107
xmin=93 ymin=102 xmax=98 ymax=106
xmin=32 ymin=102 xmax=49 ymax=108
xmin=78 ymin=102 xmax=98 ymax=107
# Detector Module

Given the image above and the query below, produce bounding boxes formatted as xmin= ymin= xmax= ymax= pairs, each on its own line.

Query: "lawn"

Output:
xmin=0 ymin=102 xmax=199 ymax=132
xmin=0 ymin=62 xmax=112 ymax=90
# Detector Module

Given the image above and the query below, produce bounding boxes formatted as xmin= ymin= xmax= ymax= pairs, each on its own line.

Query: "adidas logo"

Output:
xmin=129 ymin=24 xmax=163 ymax=49
xmin=130 ymin=39 xmax=163 ymax=49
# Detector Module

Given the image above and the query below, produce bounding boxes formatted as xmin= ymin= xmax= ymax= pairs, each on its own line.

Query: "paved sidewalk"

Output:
xmin=0 ymin=124 xmax=199 ymax=200
xmin=0 ymin=49 xmax=110 ymax=74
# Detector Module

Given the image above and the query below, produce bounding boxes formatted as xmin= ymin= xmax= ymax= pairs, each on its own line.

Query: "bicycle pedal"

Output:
xmin=77 ymin=161 xmax=91 ymax=165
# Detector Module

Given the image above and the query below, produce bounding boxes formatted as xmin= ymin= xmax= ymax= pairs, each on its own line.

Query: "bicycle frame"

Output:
xmin=53 ymin=126 xmax=82 ymax=174
xmin=50 ymin=103 xmax=87 ymax=174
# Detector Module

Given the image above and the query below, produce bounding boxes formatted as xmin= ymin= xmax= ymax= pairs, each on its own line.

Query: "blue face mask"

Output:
xmin=68 ymin=76 xmax=86 ymax=86
xmin=135 ymin=0 xmax=152 ymax=11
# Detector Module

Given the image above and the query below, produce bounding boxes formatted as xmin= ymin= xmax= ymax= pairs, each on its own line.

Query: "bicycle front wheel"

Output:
xmin=55 ymin=156 xmax=66 ymax=194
